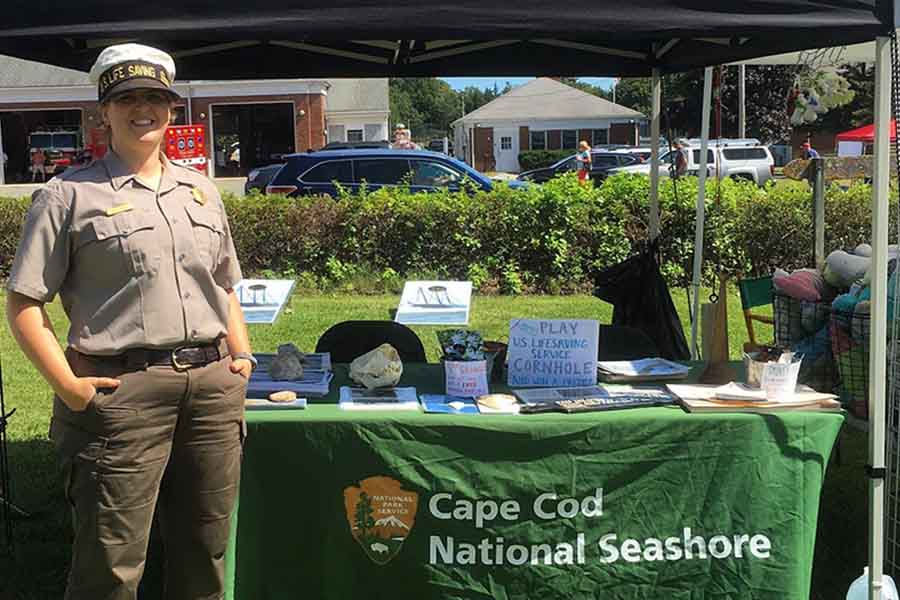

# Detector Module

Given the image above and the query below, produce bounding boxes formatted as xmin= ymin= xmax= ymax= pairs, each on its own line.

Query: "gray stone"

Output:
xmin=269 ymin=343 xmax=306 ymax=380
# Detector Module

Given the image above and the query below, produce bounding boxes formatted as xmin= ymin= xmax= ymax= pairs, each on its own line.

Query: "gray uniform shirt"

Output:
xmin=7 ymin=151 xmax=243 ymax=355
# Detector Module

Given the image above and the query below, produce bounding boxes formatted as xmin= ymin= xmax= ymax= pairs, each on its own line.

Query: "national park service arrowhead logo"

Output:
xmin=344 ymin=476 xmax=418 ymax=565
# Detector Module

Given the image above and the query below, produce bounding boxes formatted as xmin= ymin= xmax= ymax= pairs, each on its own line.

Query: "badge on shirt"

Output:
xmin=105 ymin=202 xmax=134 ymax=216
xmin=191 ymin=187 xmax=206 ymax=206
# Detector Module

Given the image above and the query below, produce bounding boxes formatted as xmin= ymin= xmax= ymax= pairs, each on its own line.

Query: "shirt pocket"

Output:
xmin=183 ymin=202 xmax=224 ymax=271
xmin=84 ymin=211 xmax=160 ymax=277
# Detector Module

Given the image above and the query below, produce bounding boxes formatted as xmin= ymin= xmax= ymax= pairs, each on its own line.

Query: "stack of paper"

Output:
xmin=598 ymin=359 xmax=690 ymax=383
xmin=339 ymin=386 xmax=421 ymax=411
xmin=667 ymin=383 xmax=841 ymax=413
xmin=247 ymin=352 xmax=334 ymax=398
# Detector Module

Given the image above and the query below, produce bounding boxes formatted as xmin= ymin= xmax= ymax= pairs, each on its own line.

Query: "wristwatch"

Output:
xmin=232 ymin=352 xmax=258 ymax=371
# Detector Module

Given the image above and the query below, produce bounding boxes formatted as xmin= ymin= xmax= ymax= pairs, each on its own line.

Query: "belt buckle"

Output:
xmin=171 ymin=346 xmax=191 ymax=371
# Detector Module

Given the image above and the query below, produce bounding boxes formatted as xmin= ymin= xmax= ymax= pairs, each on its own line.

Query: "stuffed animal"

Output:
xmin=823 ymin=250 xmax=870 ymax=289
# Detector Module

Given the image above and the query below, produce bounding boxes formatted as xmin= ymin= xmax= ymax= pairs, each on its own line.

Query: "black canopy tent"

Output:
xmin=2 ymin=2 xmax=899 ymax=598
xmin=0 ymin=1 xmax=895 ymax=78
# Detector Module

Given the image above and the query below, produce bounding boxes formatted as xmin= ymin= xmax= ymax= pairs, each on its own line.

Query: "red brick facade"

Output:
xmin=188 ymin=93 xmax=327 ymax=154
xmin=1 ymin=92 xmax=327 ymax=160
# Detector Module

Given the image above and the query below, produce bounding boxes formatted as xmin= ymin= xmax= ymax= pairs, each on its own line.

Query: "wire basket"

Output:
xmin=830 ymin=309 xmax=871 ymax=418
xmin=772 ymin=291 xmax=838 ymax=393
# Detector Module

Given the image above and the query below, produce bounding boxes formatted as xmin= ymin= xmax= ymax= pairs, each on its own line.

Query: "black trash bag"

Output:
xmin=594 ymin=239 xmax=690 ymax=361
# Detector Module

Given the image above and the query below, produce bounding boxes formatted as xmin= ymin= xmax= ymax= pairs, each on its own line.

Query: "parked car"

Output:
xmin=609 ymin=147 xmax=653 ymax=162
xmin=607 ymin=140 xmax=775 ymax=186
xmin=516 ymin=152 xmax=639 ymax=184
xmin=245 ymin=163 xmax=284 ymax=194
xmin=265 ymin=148 xmax=525 ymax=197
xmin=426 ymin=138 xmax=454 ymax=154
xmin=321 ymin=140 xmax=391 ymax=150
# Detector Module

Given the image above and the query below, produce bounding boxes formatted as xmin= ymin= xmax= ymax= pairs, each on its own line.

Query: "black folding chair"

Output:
xmin=315 ymin=321 xmax=427 ymax=363
xmin=598 ymin=325 xmax=659 ymax=361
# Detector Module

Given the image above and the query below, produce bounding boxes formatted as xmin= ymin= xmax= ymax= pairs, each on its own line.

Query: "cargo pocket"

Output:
xmin=184 ymin=202 xmax=224 ymax=271
xmin=50 ymin=418 xmax=109 ymax=526
xmin=96 ymin=466 xmax=162 ymax=546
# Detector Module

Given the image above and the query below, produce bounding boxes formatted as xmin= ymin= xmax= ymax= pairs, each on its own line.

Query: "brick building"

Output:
xmin=0 ymin=55 xmax=388 ymax=182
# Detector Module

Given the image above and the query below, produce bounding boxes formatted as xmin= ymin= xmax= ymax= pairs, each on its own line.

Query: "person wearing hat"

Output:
xmin=801 ymin=141 xmax=820 ymax=159
xmin=6 ymin=43 xmax=254 ymax=600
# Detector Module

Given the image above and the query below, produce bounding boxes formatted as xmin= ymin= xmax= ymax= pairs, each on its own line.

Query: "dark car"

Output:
xmin=516 ymin=152 xmax=639 ymax=184
xmin=265 ymin=148 xmax=525 ymax=196
xmin=322 ymin=140 xmax=391 ymax=150
xmin=245 ymin=163 xmax=284 ymax=194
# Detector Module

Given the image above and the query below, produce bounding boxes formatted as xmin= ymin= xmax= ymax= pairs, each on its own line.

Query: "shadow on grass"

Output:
xmin=0 ymin=438 xmax=166 ymax=600
xmin=810 ymin=424 xmax=869 ymax=600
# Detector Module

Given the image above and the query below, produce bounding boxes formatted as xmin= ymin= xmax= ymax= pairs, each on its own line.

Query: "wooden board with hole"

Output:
xmin=782 ymin=157 xmax=873 ymax=181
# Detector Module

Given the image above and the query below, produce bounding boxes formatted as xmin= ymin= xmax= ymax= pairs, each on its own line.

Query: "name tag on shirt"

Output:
xmin=105 ymin=203 xmax=134 ymax=216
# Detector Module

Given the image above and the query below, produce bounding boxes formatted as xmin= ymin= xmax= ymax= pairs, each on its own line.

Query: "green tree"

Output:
xmin=389 ymin=78 xmax=460 ymax=140
xmin=354 ymin=492 xmax=376 ymax=534
xmin=559 ymin=78 xmax=613 ymax=100
xmin=615 ymin=78 xmax=652 ymax=115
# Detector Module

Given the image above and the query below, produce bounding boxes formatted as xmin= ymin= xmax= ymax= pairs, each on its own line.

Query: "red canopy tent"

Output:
xmin=836 ymin=120 xmax=897 ymax=143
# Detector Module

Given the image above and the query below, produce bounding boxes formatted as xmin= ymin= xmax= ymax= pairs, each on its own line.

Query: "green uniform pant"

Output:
xmin=51 ymin=347 xmax=246 ymax=600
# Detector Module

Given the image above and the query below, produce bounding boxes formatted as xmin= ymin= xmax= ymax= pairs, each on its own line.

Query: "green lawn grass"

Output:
xmin=0 ymin=290 xmax=867 ymax=599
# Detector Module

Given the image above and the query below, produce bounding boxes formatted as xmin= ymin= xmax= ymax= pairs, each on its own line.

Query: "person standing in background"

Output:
xmin=801 ymin=141 xmax=820 ymax=159
xmin=673 ymin=139 xmax=689 ymax=178
xmin=31 ymin=148 xmax=47 ymax=182
xmin=576 ymin=140 xmax=592 ymax=184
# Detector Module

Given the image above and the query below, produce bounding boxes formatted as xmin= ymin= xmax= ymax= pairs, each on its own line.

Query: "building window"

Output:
xmin=562 ymin=130 xmax=577 ymax=149
xmin=530 ymin=131 xmax=546 ymax=150
xmin=347 ymin=129 xmax=364 ymax=142
xmin=592 ymin=129 xmax=609 ymax=146
xmin=500 ymin=136 xmax=512 ymax=150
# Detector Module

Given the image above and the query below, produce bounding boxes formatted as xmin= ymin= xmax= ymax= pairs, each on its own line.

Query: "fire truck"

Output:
xmin=164 ymin=124 xmax=208 ymax=175
xmin=28 ymin=130 xmax=81 ymax=176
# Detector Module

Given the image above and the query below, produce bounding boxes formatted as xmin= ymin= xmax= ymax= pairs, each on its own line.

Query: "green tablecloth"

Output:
xmin=225 ymin=363 xmax=843 ymax=599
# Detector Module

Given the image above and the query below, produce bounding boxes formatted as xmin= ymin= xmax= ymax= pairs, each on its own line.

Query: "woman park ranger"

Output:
xmin=6 ymin=44 xmax=256 ymax=599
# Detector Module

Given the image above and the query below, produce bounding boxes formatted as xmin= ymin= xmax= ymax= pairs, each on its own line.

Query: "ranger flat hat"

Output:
xmin=89 ymin=43 xmax=178 ymax=103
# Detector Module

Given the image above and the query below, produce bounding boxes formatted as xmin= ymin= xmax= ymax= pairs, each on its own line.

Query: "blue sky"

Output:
xmin=441 ymin=77 xmax=616 ymax=91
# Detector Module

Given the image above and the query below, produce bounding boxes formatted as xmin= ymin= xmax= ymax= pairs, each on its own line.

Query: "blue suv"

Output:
xmin=265 ymin=148 xmax=524 ymax=196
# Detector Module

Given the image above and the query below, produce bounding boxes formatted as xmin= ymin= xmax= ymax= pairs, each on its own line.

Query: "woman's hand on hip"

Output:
xmin=230 ymin=358 xmax=253 ymax=380
xmin=61 ymin=376 xmax=121 ymax=412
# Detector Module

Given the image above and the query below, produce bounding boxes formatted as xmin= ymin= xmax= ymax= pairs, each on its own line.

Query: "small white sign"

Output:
xmin=761 ymin=361 xmax=802 ymax=401
xmin=507 ymin=319 xmax=599 ymax=387
xmin=234 ymin=279 xmax=296 ymax=324
xmin=445 ymin=360 xmax=489 ymax=398
xmin=395 ymin=281 xmax=472 ymax=325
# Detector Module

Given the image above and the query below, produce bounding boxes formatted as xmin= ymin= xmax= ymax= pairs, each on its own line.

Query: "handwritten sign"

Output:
xmin=507 ymin=319 xmax=599 ymax=387
xmin=445 ymin=360 xmax=489 ymax=397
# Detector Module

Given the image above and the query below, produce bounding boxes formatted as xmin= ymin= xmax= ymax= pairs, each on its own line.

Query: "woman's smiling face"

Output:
xmin=101 ymin=89 xmax=174 ymax=152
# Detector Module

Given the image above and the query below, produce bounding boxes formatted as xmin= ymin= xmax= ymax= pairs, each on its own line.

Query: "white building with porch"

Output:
xmin=452 ymin=77 xmax=646 ymax=173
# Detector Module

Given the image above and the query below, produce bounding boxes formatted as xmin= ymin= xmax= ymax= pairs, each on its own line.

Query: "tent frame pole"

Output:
xmin=689 ymin=67 xmax=713 ymax=360
xmin=649 ymin=68 xmax=661 ymax=240
xmin=868 ymin=34 xmax=890 ymax=600
xmin=738 ymin=64 xmax=746 ymax=139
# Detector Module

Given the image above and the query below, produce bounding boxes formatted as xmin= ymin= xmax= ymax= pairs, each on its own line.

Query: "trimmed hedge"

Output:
xmin=518 ymin=150 xmax=572 ymax=172
xmin=0 ymin=174 xmax=892 ymax=293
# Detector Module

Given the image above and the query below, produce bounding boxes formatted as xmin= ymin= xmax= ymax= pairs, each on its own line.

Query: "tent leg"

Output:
xmin=689 ymin=67 xmax=713 ymax=360
xmin=868 ymin=34 xmax=891 ymax=600
xmin=649 ymin=68 xmax=661 ymax=240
